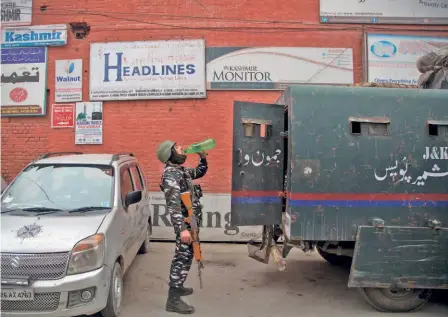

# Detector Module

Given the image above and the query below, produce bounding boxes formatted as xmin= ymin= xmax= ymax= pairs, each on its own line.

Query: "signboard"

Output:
xmin=366 ymin=33 xmax=448 ymax=85
xmin=1 ymin=47 xmax=47 ymax=116
xmin=150 ymin=192 xmax=262 ymax=242
xmin=1 ymin=0 xmax=32 ymax=26
xmin=89 ymin=39 xmax=206 ymax=101
xmin=1 ymin=24 xmax=67 ymax=48
xmin=206 ymin=47 xmax=354 ymax=90
xmin=75 ymin=102 xmax=103 ymax=145
xmin=51 ymin=104 xmax=75 ymax=128
xmin=55 ymin=59 xmax=83 ymax=102
xmin=319 ymin=0 xmax=448 ymax=25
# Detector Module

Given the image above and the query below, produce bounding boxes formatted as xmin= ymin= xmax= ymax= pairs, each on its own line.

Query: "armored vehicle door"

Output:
xmin=231 ymin=101 xmax=285 ymax=226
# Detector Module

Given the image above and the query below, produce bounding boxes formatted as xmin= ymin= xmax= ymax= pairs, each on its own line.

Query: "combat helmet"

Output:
xmin=157 ymin=140 xmax=175 ymax=164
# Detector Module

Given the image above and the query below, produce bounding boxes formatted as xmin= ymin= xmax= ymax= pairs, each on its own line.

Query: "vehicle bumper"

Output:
xmin=1 ymin=265 xmax=110 ymax=317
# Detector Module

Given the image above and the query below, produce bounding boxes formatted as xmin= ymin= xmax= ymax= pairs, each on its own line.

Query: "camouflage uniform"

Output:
xmin=161 ymin=158 xmax=208 ymax=289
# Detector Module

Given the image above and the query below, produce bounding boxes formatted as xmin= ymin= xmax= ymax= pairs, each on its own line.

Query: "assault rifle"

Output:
xmin=180 ymin=191 xmax=204 ymax=289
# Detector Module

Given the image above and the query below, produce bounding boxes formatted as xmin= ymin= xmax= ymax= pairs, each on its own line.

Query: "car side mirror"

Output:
xmin=124 ymin=190 xmax=142 ymax=208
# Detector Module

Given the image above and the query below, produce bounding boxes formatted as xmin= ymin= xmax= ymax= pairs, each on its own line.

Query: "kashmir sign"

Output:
xmin=1 ymin=0 xmax=32 ymax=26
xmin=55 ymin=59 xmax=83 ymax=102
xmin=206 ymin=47 xmax=354 ymax=90
xmin=1 ymin=47 xmax=47 ymax=117
xmin=1 ymin=24 xmax=67 ymax=48
xmin=51 ymin=104 xmax=75 ymax=128
xmin=75 ymin=102 xmax=103 ymax=145
xmin=149 ymin=192 xmax=262 ymax=242
xmin=319 ymin=0 xmax=448 ymax=25
xmin=366 ymin=33 xmax=448 ymax=85
xmin=89 ymin=39 xmax=206 ymax=101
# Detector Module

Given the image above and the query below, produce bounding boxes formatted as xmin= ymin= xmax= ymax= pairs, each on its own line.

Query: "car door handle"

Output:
xmin=136 ymin=205 xmax=139 ymax=211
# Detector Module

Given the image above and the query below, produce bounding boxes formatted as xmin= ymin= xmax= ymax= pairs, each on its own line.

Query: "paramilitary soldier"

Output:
xmin=157 ymin=140 xmax=208 ymax=314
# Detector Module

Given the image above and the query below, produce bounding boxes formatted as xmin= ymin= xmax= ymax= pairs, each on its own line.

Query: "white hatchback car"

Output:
xmin=0 ymin=152 xmax=152 ymax=317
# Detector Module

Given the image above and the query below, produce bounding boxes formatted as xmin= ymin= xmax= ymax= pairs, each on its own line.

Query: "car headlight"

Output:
xmin=67 ymin=233 xmax=105 ymax=275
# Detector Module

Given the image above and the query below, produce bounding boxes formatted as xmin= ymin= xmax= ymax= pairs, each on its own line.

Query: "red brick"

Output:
xmin=2 ymin=0 xmax=447 ymax=192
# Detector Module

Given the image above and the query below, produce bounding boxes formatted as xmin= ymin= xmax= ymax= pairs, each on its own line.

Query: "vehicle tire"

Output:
xmin=316 ymin=247 xmax=352 ymax=269
xmin=358 ymin=287 xmax=431 ymax=313
xmin=101 ymin=261 xmax=123 ymax=317
xmin=138 ymin=222 xmax=151 ymax=254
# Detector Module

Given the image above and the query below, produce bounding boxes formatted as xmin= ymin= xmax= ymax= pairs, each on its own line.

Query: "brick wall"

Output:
xmin=1 ymin=0 xmax=447 ymax=192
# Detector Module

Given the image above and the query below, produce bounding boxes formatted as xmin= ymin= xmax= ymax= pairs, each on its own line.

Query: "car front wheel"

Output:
xmin=101 ymin=261 xmax=123 ymax=317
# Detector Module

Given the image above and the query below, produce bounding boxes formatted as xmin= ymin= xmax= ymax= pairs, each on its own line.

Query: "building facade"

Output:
xmin=1 ymin=0 xmax=448 ymax=240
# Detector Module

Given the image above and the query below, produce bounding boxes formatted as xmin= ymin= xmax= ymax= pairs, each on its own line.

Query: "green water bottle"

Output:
xmin=184 ymin=138 xmax=216 ymax=154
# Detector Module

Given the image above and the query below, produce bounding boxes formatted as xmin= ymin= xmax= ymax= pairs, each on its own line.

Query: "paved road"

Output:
xmin=91 ymin=242 xmax=448 ymax=317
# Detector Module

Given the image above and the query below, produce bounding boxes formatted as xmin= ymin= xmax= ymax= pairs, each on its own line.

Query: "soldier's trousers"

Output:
xmin=168 ymin=233 xmax=193 ymax=289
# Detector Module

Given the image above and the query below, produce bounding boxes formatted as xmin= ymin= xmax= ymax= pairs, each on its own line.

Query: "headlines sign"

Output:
xmin=319 ymin=0 xmax=448 ymax=25
xmin=1 ymin=24 xmax=67 ymax=48
xmin=206 ymin=47 xmax=354 ymax=90
xmin=51 ymin=104 xmax=75 ymax=128
xmin=1 ymin=47 xmax=47 ymax=117
xmin=89 ymin=40 xmax=206 ymax=101
xmin=1 ymin=0 xmax=32 ymax=26
xmin=149 ymin=192 xmax=262 ymax=242
xmin=55 ymin=59 xmax=83 ymax=102
xmin=75 ymin=102 xmax=103 ymax=145
xmin=366 ymin=33 xmax=448 ymax=85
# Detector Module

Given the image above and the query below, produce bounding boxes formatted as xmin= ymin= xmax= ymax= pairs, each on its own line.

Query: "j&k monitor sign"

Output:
xmin=149 ymin=192 xmax=262 ymax=242
xmin=206 ymin=47 xmax=354 ymax=90
xmin=89 ymin=40 xmax=206 ymax=101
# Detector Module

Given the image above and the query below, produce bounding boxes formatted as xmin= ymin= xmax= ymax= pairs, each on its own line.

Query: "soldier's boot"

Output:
xmin=178 ymin=286 xmax=193 ymax=296
xmin=166 ymin=287 xmax=195 ymax=314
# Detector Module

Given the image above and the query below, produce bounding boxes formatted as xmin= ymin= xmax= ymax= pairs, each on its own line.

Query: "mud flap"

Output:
xmin=348 ymin=225 xmax=448 ymax=289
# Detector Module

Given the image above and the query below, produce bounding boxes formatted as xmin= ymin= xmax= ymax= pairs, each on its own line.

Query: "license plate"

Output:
xmin=1 ymin=289 xmax=34 ymax=301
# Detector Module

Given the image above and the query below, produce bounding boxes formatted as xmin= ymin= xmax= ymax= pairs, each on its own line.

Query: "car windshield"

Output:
xmin=1 ymin=164 xmax=114 ymax=212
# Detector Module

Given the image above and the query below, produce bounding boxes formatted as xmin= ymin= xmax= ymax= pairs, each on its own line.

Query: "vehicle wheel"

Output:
xmin=316 ymin=247 xmax=352 ymax=269
xmin=138 ymin=222 xmax=151 ymax=254
xmin=101 ymin=261 xmax=123 ymax=317
xmin=358 ymin=287 xmax=431 ymax=312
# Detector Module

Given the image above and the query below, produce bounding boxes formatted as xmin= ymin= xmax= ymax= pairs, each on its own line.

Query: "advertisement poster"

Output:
xmin=1 ymin=24 xmax=67 ymax=48
xmin=51 ymin=104 xmax=75 ymax=128
xmin=366 ymin=34 xmax=448 ymax=85
xmin=320 ymin=0 xmax=448 ymax=24
xmin=1 ymin=0 xmax=32 ymax=26
xmin=89 ymin=39 xmax=206 ymax=101
xmin=55 ymin=59 xmax=82 ymax=102
xmin=75 ymin=102 xmax=103 ymax=145
xmin=1 ymin=47 xmax=47 ymax=116
xmin=206 ymin=47 xmax=354 ymax=90
xmin=149 ymin=192 xmax=262 ymax=242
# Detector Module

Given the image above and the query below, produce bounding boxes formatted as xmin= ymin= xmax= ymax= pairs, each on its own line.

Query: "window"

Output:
xmin=349 ymin=117 xmax=390 ymax=136
xmin=1 ymin=164 xmax=114 ymax=212
xmin=130 ymin=166 xmax=144 ymax=191
xmin=120 ymin=167 xmax=134 ymax=204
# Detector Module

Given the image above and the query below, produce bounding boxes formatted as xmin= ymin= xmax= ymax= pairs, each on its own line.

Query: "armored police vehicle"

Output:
xmin=230 ymin=83 xmax=448 ymax=312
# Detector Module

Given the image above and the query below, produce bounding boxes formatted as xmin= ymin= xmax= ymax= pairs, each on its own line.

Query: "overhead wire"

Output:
xmin=5 ymin=5 xmax=448 ymax=34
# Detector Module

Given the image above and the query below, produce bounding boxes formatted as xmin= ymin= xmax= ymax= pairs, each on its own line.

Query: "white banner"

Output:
xmin=55 ymin=59 xmax=82 ymax=102
xmin=75 ymin=102 xmax=103 ymax=145
xmin=89 ymin=40 xmax=206 ymax=101
xmin=206 ymin=47 xmax=354 ymax=90
xmin=320 ymin=0 xmax=448 ymax=24
xmin=1 ymin=24 xmax=67 ymax=48
xmin=367 ymin=34 xmax=448 ymax=85
xmin=1 ymin=47 xmax=47 ymax=116
xmin=149 ymin=192 xmax=263 ymax=242
xmin=1 ymin=0 xmax=32 ymax=26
